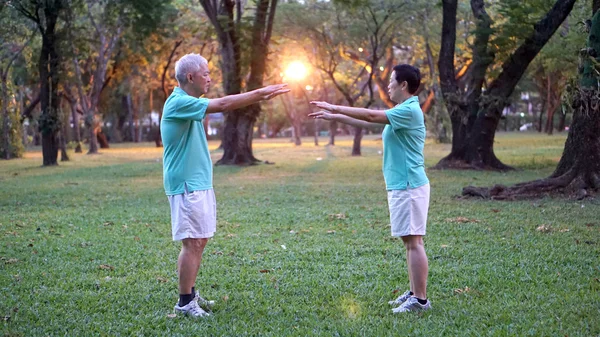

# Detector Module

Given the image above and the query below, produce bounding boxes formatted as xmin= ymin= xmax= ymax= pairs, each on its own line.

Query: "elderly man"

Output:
xmin=161 ymin=53 xmax=288 ymax=317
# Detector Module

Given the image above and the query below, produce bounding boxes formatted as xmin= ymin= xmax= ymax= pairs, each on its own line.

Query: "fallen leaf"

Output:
xmin=157 ymin=277 xmax=169 ymax=283
xmin=167 ymin=314 xmax=177 ymax=318
xmin=585 ymin=223 xmax=596 ymax=227
xmin=2 ymin=315 xmax=10 ymax=322
xmin=454 ymin=286 xmax=471 ymax=294
xmin=259 ymin=269 xmax=270 ymax=273
xmin=213 ymin=251 xmax=223 ymax=255
xmin=441 ymin=245 xmax=449 ymax=248
xmin=281 ymin=245 xmax=287 ymax=250
xmin=5 ymin=258 xmax=18 ymax=264
xmin=133 ymin=236 xmax=140 ymax=241
xmin=392 ymin=289 xmax=399 ymax=294
xmin=328 ymin=213 xmax=346 ymax=220
xmin=326 ymin=230 xmax=336 ymax=234
xmin=222 ymin=295 xmax=229 ymax=302
xmin=536 ymin=224 xmax=552 ymax=233
xmin=98 ymin=264 xmax=114 ymax=271
xmin=103 ymin=221 xmax=114 ymax=226
xmin=226 ymin=233 xmax=236 ymax=238
xmin=445 ymin=217 xmax=480 ymax=223
xmin=491 ymin=209 xmax=500 ymax=213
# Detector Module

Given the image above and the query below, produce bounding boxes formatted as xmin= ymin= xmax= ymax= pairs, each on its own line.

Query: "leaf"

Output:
xmin=156 ymin=277 xmax=168 ymax=283
xmin=167 ymin=314 xmax=177 ymax=318
xmin=133 ymin=236 xmax=140 ymax=241
xmin=491 ymin=209 xmax=500 ymax=213
xmin=326 ymin=230 xmax=336 ymax=234
xmin=222 ymin=295 xmax=229 ymax=302
xmin=328 ymin=213 xmax=347 ymax=220
xmin=445 ymin=217 xmax=480 ymax=223
xmin=454 ymin=286 xmax=471 ymax=294
xmin=98 ymin=264 xmax=114 ymax=271
xmin=259 ymin=269 xmax=271 ymax=273
xmin=5 ymin=258 xmax=18 ymax=264
xmin=536 ymin=224 xmax=552 ymax=232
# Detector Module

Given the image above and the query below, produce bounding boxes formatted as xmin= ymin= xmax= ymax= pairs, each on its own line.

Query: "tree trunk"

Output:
xmin=67 ymin=95 xmax=82 ymax=152
xmin=351 ymin=127 xmax=362 ymax=156
xmin=39 ymin=27 xmax=61 ymax=166
xmin=538 ymin=98 xmax=546 ymax=132
xmin=1 ymin=78 xmax=10 ymax=159
xmin=557 ymin=111 xmax=566 ymax=132
xmin=217 ymin=106 xmax=260 ymax=165
xmin=328 ymin=120 xmax=336 ymax=145
xmin=313 ymin=119 xmax=319 ymax=146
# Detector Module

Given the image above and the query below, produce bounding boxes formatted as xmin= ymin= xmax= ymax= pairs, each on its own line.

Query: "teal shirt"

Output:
xmin=161 ymin=87 xmax=212 ymax=195
xmin=382 ymin=96 xmax=429 ymax=190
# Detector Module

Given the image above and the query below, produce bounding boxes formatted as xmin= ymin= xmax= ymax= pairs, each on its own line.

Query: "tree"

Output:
xmin=200 ymin=0 xmax=279 ymax=165
xmin=436 ymin=0 xmax=577 ymax=170
xmin=462 ymin=1 xmax=600 ymax=200
xmin=0 ymin=6 xmax=34 ymax=159
xmin=12 ymin=0 xmax=66 ymax=166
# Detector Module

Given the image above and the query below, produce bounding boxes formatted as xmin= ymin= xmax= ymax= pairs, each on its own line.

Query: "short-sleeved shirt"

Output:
xmin=161 ymin=87 xmax=212 ymax=195
xmin=382 ymin=96 xmax=429 ymax=190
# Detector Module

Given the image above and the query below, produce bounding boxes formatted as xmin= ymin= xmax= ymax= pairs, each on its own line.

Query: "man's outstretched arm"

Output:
xmin=206 ymin=84 xmax=288 ymax=114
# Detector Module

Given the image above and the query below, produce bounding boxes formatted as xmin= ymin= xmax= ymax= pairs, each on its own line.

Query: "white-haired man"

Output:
xmin=161 ymin=53 xmax=288 ymax=317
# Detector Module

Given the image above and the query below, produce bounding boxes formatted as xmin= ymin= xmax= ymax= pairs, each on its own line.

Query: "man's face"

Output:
xmin=388 ymin=71 xmax=403 ymax=103
xmin=189 ymin=63 xmax=211 ymax=96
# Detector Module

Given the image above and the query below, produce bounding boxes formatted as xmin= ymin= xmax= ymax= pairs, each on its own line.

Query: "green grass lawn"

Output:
xmin=1 ymin=132 xmax=599 ymax=336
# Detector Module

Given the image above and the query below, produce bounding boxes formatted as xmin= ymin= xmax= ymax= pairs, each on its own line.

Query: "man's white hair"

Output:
xmin=174 ymin=53 xmax=208 ymax=85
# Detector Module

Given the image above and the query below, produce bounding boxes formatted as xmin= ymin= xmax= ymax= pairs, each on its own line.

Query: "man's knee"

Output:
xmin=182 ymin=238 xmax=209 ymax=253
xmin=401 ymin=235 xmax=423 ymax=250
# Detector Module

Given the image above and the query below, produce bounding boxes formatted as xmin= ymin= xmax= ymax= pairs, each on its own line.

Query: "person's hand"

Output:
xmin=308 ymin=110 xmax=336 ymax=121
xmin=310 ymin=101 xmax=336 ymax=113
xmin=260 ymin=84 xmax=290 ymax=100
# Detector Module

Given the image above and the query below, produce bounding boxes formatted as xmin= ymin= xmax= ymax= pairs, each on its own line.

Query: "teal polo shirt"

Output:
xmin=382 ymin=96 xmax=429 ymax=190
xmin=161 ymin=87 xmax=212 ymax=195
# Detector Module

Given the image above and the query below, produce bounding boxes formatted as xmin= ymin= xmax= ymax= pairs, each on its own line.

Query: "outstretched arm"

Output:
xmin=308 ymin=110 xmax=385 ymax=131
xmin=310 ymin=101 xmax=389 ymax=124
xmin=207 ymin=84 xmax=289 ymax=114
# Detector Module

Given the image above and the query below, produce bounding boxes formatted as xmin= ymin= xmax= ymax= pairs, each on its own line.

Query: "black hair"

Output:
xmin=393 ymin=64 xmax=421 ymax=94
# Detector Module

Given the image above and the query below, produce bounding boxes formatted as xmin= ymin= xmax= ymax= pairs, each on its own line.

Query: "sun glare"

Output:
xmin=284 ymin=61 xmax=308 ymax=81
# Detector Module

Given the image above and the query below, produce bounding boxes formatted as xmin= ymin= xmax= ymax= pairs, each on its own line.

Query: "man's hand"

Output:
xmin=260 ymin=84 xmax=290 ymax=100
xmin=308 ymin=110 xmax=336 ymax=121
xmin=310 ymin=101 xmax=336 ymax=113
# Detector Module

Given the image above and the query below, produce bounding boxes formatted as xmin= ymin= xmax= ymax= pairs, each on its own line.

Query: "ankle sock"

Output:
xmin=191 ymin=286 xmax=195 ymax=296
xmin=179 ymin=293 xmax=194 ymax=307
xmin=417 ymin=297 xmax=427 ymax=305
xmin=409 ymin=291 xmax=414 ymax=296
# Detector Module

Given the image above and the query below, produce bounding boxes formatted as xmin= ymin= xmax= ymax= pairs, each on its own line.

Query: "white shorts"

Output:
xmin=168 ymin=188 xmax=217 ymax=241
xmin=388 ymin=184 xmax=430 ymax=237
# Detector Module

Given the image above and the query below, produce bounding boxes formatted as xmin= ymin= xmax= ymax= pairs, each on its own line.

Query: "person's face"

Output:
xmin=187 ymin=62 xmax=211 ymax=96
xmin=388 ymin=71 xmax=407 ymax=103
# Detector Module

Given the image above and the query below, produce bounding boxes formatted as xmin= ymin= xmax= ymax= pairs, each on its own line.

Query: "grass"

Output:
xmin=1 ymin=132 xmax=599 ymax=336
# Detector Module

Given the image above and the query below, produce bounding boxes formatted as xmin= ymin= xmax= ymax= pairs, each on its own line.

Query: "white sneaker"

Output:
xmin=388 ymin=290 xmax=413 ymax=306
xmin=392 ymin=296 xmax=431 ymax=313
xmin=194 ymin=292 xmax=215 ymax=309
xmin=174 ymin=299 xmax=210 ymax=317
